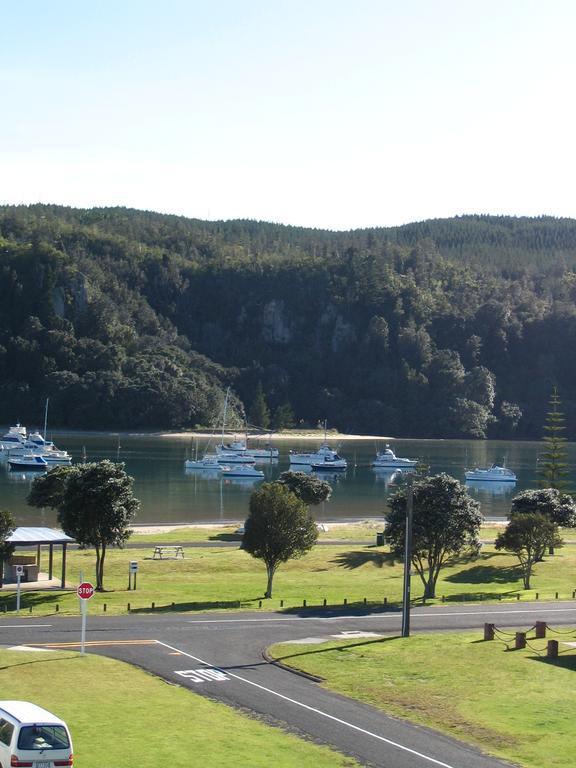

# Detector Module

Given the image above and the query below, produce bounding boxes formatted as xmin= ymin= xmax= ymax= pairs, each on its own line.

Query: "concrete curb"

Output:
xmin=262 ymin=647 xmax=325 ymax=683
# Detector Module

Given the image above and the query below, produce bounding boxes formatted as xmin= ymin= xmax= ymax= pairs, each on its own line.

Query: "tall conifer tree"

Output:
xmin=538 ymin=386 xmax=569 ymax=490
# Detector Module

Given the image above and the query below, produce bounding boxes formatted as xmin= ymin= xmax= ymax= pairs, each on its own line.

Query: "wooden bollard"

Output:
xmin=535 ymin=621 xmax=547 ymax=639
xmin=535 ymin=593 xmax=539 ymax=600
xmin=323 ymin=598 xmax=327 ymax=607
xmin=363 ymin=597 xmax=367 ymax=605
xmin=303 ymin=599 xmax=307 ymax=608
xmin=151 ymin=602 xmax=155 ymax=611
xmin=555 ymin=592 xmax=559 ymax=600
xmin=127 ymin=603 xmax=131 ymax=612
xmin=383 ymin=597 xmax=387 ymax=607
xmin=516 ymin=594 xmax=520 ymax=600
xmin=103 ymin=603 xmax=107 ymax=612
xmin=280 ymin=599 xmax=284 ymax=608
xmin=515 ymin=632 xmax=526 ymax=650
xmin=55 ymin=604 xmax=59 ymax=613
xmin=483 ymin=623 xmax=495 ymax=641
xmin=572 ymin=589 xmax=575 ymax=599
xmin=343 ymin=598 xmax=347 ymax=606
xmin=258 ymin=600 xmax=262 ymax=608
xmin=547 ymin=639 xmax=559 ymax=658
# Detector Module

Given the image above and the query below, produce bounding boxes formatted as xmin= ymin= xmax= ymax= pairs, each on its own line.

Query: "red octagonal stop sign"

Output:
xmin=77 ymin=582 xmax=95 ymax=600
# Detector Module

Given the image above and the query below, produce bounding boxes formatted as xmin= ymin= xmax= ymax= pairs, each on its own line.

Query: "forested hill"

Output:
xmin=1 ymin=203 xmax=576 ymax=439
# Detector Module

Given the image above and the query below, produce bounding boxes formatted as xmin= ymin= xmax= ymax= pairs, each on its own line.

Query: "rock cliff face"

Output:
xmin=262 ymin=299 xmax=292 ymax=344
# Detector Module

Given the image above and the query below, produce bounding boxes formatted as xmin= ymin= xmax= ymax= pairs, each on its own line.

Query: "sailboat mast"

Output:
xmin=43 ymin=398 xmax=49 ymax=440
xmin=221 ymin=387 xmax=230 ymax=446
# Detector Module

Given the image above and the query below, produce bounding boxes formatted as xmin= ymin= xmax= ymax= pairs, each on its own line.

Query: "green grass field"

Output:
xmin=3 ymin=539 xmax=576 ymax=616
xmin=130 ymin=520 xmax=387 ymax=544
xmin=270 ymin=630 xmax=576 ymax=768
xmin=0 ymin=650 xmax=357 ymax=767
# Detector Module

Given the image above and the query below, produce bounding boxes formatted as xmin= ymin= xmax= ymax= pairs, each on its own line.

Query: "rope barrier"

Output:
xmin=545 ymin=624 xmax=576 ymax=636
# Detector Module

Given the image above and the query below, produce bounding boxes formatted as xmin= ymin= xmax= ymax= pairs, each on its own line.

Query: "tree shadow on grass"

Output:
xmin=208 ymin=533 xmax=243 ymax=542
xmin=331 ymin=550 xmax=397 ymax=570
xmin=130 ymin=599 xmax=244 ymax=613
xmin=273 ymin=634 xmax=401 ymax=665
xmin=532 ymin=654 xmax=576 ymax=671
xmin=445 ymin=564 xmax=523 ymax=585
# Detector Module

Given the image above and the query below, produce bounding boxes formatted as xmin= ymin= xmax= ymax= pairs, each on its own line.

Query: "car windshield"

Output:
xmin=18 ymin=725 xmax=69 ymax=750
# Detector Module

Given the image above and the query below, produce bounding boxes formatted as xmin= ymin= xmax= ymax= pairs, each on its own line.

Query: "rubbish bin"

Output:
xmin=376 ymin=532 xmax=385 ymax=546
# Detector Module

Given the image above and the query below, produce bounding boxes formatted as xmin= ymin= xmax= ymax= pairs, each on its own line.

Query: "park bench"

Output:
xmin=152 ymin=545 xmax=185 ymax=560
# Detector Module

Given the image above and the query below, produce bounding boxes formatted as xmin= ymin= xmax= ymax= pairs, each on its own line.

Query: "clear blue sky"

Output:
xmin=1 ymin=0 xmax=574 ymax=230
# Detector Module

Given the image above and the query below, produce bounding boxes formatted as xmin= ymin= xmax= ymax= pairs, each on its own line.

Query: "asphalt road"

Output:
xmin=2 ymin=601 xmax=575 ymax=767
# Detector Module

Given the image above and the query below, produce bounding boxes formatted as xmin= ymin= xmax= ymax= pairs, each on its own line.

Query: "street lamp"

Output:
xmin=401 ymin=473 xmax=414 ymax=638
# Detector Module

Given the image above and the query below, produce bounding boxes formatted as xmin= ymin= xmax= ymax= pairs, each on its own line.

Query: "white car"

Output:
xmin=0 ymin=700 xmax=73 ymax=767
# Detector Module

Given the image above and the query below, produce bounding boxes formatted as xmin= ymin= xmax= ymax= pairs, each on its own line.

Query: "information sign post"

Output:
xmin=77 ymin=582 xmax=95 ymax=655
xmin=128 ymin=560 xmax=138 ymax=591
xmin=15 ymin=565 xmax=24 ymax=615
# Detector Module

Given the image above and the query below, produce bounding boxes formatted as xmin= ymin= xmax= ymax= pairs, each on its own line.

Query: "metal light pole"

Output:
xmin=401 ymin=474 xmax=414 ymax=638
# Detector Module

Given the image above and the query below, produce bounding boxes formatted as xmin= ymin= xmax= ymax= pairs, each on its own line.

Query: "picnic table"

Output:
xmin=152 ymin=545 xmax=185 ymax=560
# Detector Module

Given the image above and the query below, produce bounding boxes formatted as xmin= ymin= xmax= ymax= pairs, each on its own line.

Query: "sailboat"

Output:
xmin=289 ymin=421 xmax=340 ymax=465
xmin=6 ymin=399 xmax=72 ymax=465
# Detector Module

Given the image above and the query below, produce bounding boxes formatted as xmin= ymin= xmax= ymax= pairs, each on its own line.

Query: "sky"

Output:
xmin=1 ymin=0 xmax=575 ymax=231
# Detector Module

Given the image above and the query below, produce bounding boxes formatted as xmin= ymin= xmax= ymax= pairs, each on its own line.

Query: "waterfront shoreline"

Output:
xmin=156 ymin=431 xmax=394 ymax=441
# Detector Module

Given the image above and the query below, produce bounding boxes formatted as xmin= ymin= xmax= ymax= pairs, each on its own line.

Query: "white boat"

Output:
xmin=184 ymin=454 xmax=222 ymax=471
xmin=465 ymin=464 xmax=517 ymax=482
xmin=216 ymin=438 xmax=279 ymax=460
xmin=8 ymin=452 xmax=48 ymax=471
xmin=372 ymin=445 xmax=417 ymax=469
xmin=216 ymin=451 xmax=256 ymax=465
xmin=219 ymin=464 xmax=265 ymax=479
xmin=310 ymin=454 xmax=347 ymax=472
xmin=25 ymin=432 xmax=72 ymax=464
xmin=0 ymin=425 xmax=27 ymax=452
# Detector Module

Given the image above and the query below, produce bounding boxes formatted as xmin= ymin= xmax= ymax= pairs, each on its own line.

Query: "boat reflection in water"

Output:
xmin=372 ymin=467 xmax=414 ymax=489
xmin=4 ymin=469 xmax=46 ymax=483
xmin=465 ymin=480 xmax=517 ymax=497
xmin=222 ymin=476 xmax=262 ymax=488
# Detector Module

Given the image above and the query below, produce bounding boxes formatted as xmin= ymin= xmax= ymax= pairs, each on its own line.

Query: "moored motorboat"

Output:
xmin=372 ymin=445 xmax=417 ymax=469
xmin=8 ymin=452 xmax=48 ymax=471
xmin=219 ymin=464 xmax=264 ymax=479
xmin=0 ymin=425 xmax=27 ymax=452
xmin=184 ymin=454 xmax=222 ymax=470
xmin=310 ymin=454 xmax=347 ymax=472
xmin=465 ymin=464 xmax=517 ymax=482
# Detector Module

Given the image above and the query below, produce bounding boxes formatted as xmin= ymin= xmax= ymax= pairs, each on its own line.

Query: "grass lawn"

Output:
xmin=3 ymin=540 xmax=576 ymax=616
xmin=270 ymin=630 xmax=576 ymax=768
xmin=130 ymin=520 xmax=386 ymax=544
xmin=0 ymin=650 xmax=357 ymax=768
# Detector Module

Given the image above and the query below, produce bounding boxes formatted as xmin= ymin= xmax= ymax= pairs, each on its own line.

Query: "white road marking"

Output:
xmin=186 ymin=606 xmax=576 ymax=624
xmin=157 ymin=640 xmax=458 ymax=768
xmin=7 ymin=645 xmax=55 ymax=652
xmin=175 ymin=668 xmax=229 ymax=682
xmin=0 ymin=624 xmax=53 ymax=628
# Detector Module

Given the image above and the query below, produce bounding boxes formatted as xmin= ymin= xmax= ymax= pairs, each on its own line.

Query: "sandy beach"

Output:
xmin=156 ymin=430 xmax=393 ymax=441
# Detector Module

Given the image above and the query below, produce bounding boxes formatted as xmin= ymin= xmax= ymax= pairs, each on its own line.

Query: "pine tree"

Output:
xmin=538 ymin=386 xmax=569 ymax=490
xmin=248 ymin=383 xmax=271 ymax=430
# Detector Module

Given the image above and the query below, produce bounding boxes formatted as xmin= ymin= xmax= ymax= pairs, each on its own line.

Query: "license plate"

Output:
xmin=35 ymin=762 xmax=50 ymax=768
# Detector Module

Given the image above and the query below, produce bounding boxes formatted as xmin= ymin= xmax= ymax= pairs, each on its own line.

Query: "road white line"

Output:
xmin=156 ymin=640 xmax=458 ymax=768
xmin=0 ymin=624 xmax=53 ymax=629
xmin=186 ymin=607 xmax=576 ymax=624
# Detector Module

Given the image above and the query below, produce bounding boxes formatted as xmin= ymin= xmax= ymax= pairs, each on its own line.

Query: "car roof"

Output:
xmin=0 ymin=701 xmax=66 ymax=725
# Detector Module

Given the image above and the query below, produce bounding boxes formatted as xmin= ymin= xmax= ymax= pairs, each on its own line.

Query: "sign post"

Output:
xmin=15 ymin=565 xmax=24 ymax=615
xmin=77 ymin=582 xmax=94 ymax=655
xmin=128 ymin=560 xmax=138 ymax=591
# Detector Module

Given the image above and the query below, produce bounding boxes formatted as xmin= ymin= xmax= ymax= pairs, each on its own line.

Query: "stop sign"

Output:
xmin=77 ymin=582 xmax=95 ymax=600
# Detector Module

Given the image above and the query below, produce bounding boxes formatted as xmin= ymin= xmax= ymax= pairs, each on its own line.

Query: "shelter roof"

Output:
xmin=7 ymin=527 xmax=75 ymax=545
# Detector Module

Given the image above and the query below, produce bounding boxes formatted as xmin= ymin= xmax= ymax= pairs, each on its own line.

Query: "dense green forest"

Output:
xmin=1 ymin=204 xmax=576 ymax=439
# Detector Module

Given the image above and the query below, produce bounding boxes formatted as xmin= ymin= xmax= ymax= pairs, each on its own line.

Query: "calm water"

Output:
xmin=1 ymin=433 xmax=570 ymax=527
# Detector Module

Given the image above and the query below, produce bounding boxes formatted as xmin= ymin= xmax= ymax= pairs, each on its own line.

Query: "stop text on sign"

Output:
xmin=77 ymin=582 xmax=95 ymax=600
